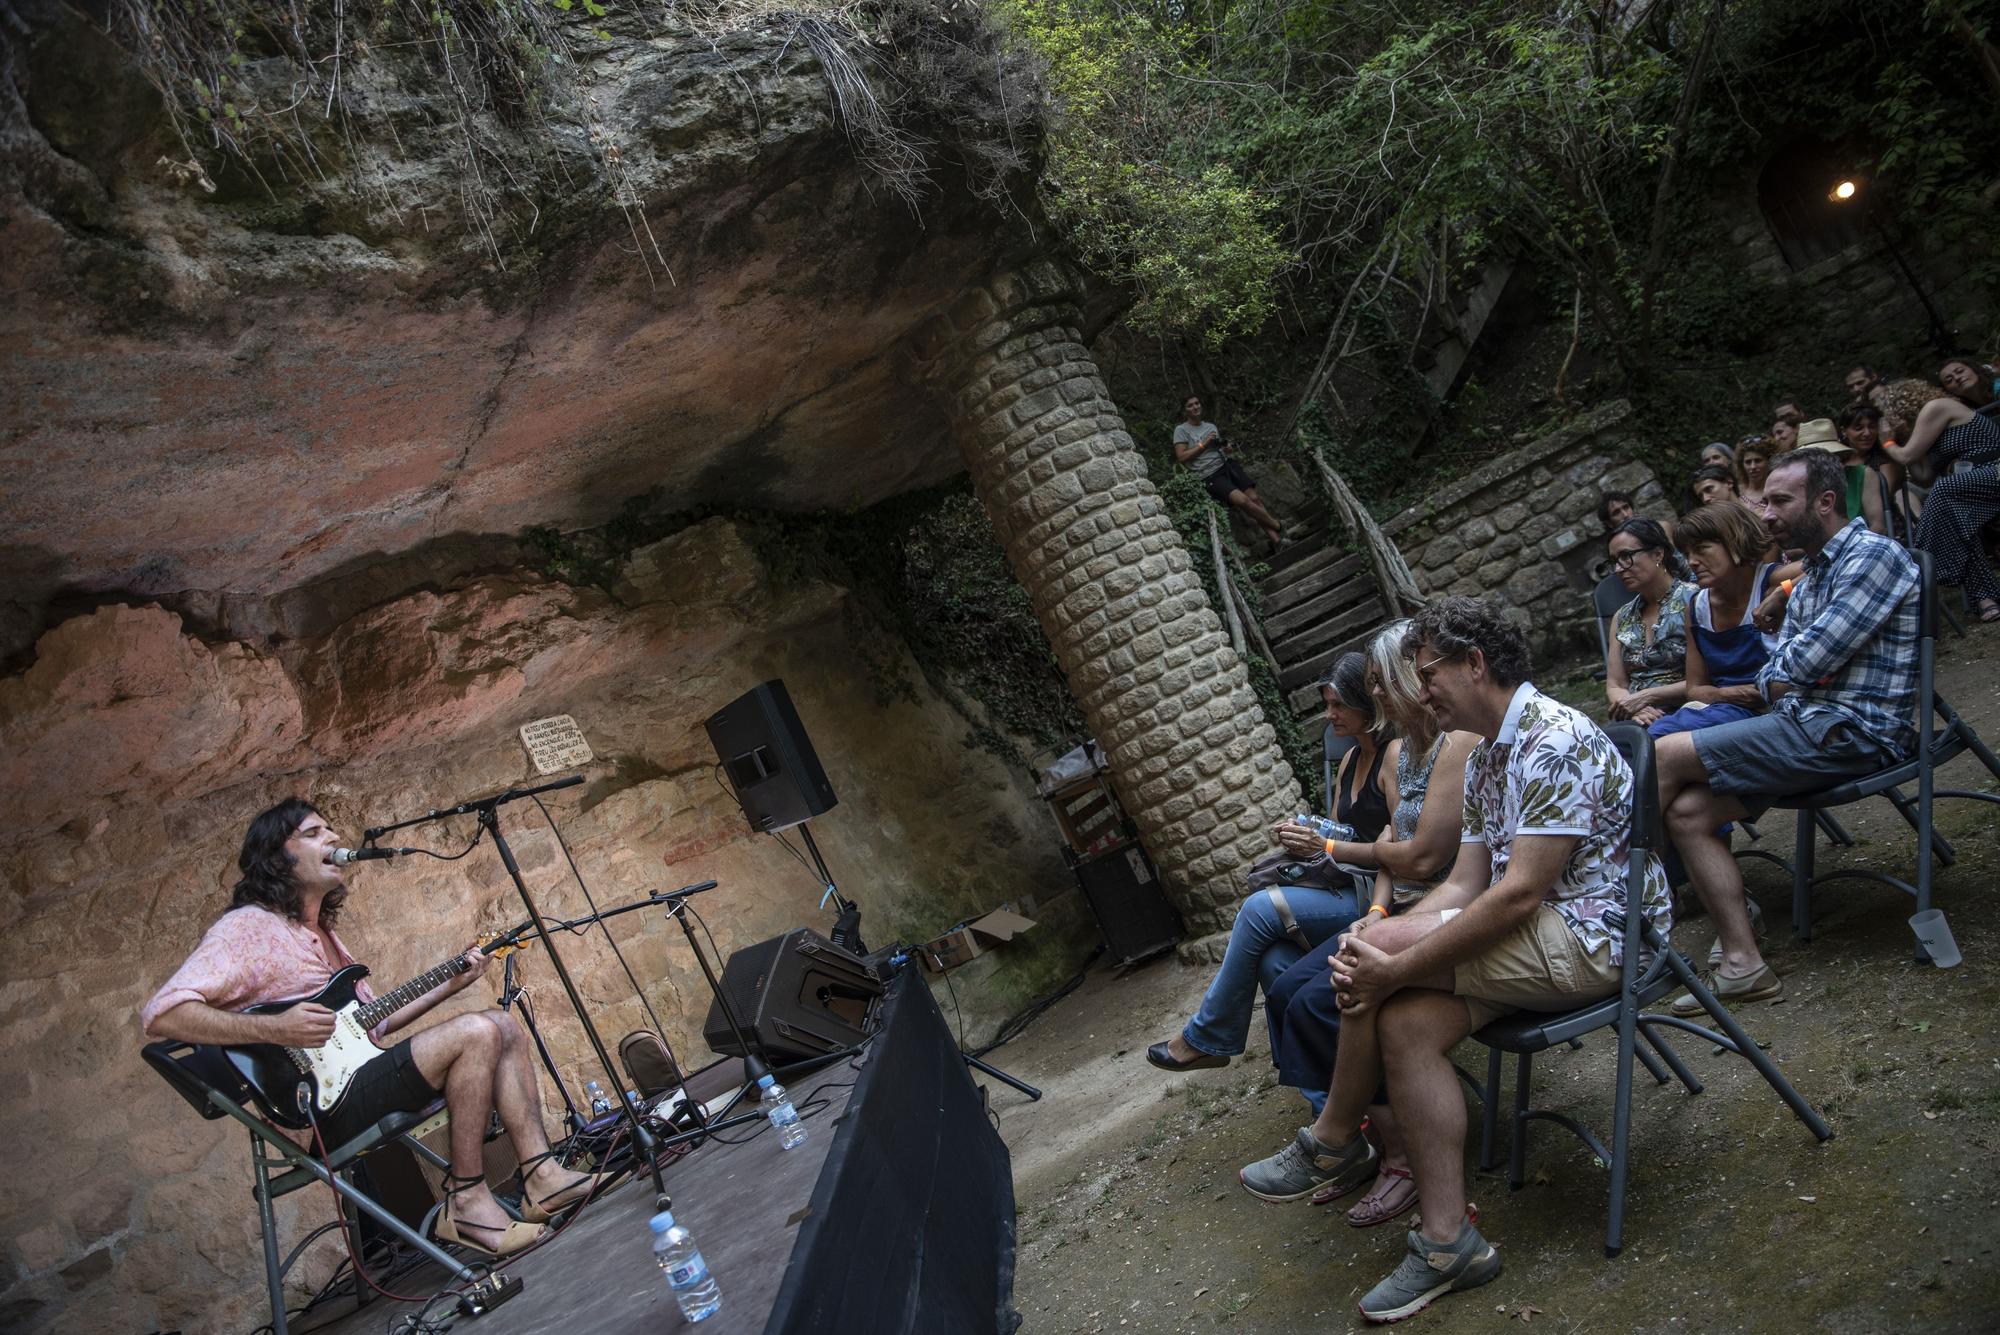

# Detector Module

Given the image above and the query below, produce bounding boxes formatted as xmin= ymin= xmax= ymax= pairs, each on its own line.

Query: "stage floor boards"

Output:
xmin=300 ymin=1058 xmax=858 ymax=1335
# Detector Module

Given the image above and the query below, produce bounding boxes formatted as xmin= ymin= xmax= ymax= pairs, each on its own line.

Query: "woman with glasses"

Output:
xmin=1147 ymin=652 xmax=1396 ymax=1073
xmin=1604 ymin=517 xmax=1696 ymax=728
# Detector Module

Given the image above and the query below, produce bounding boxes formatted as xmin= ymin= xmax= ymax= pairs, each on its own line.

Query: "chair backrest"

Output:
xmin=618 ymin=1029 xmax=681 ymax=1097
xmin=1322 ymin=725 xmax=1355 ymax=818
xmin=1600 ymin=721 xmax=1658 ymax=979
xmin=1592 ymin=572 xmax=1627 ymax=663
xmin=143 ymin=1039 xmax=255 ymax=1121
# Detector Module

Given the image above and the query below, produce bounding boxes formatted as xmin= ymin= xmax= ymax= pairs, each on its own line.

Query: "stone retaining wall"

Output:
xmin=1384 ymin=400 xmax=1670 ymax=665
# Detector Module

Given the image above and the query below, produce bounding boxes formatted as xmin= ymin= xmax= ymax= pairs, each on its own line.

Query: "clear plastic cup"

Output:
xmin=1908 ymin=908 xmax=1961 ymax=968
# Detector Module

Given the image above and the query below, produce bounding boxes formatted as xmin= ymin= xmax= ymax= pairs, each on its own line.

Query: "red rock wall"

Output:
xmin=0 ymin=518 xmax=1074 ymax=1333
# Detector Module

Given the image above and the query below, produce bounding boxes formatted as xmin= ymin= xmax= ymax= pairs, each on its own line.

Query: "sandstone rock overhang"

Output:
xmin=0 ymin=1 xmax=1038 ymax=618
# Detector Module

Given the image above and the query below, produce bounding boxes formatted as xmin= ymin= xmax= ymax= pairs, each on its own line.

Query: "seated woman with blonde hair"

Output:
xmin=1256 ymin=620 xmax=1481 ymax=1227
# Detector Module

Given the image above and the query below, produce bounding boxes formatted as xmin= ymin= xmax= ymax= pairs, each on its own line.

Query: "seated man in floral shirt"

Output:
xmin=1236 ymin=597 xmax=1670 ymax=1325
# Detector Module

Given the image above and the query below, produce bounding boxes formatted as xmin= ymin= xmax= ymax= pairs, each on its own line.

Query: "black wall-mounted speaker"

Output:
xmin=702 ymin=928 xmax=883 ymax=1062
xmin=705 ymin=679 xmax=838 ymax=834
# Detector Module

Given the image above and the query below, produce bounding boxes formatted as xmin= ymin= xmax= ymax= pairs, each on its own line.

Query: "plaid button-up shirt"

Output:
xmin=1756 ymin=518 xmax=1920 ymax=757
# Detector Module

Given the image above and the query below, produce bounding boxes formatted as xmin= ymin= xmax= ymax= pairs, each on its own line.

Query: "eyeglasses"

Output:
xmin=1611 ymin=549 xmax=1656 ymax=571
xmin=1413 ymin=652 xmax=1455 ymax=683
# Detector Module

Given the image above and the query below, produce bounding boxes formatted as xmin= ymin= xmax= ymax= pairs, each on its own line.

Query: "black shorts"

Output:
xmin=313 ymin=1038 xmax=442 ymax=1146
xmin=1202 ymin=457 xmax=1256 ymax=502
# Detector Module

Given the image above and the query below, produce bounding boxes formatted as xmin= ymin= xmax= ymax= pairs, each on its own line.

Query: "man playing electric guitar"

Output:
xmin=141 ymin=797 xmax=601 ymax=1257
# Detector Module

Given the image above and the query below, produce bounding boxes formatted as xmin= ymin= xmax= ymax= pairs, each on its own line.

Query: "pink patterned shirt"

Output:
xmin=141 ymin=905 xmax=382 ymax=1041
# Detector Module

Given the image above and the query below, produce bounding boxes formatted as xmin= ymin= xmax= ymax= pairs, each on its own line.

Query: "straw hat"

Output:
xmin=1789 ymin=418 xmax=1853 ymax=457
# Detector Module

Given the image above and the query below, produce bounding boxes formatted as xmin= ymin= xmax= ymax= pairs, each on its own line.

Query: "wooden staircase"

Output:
xmin=1256 ymin=534 xmax=1385 ymax=724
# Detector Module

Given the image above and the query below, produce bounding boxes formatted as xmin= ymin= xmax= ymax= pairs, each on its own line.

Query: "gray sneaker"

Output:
xmin=1238 ymin=1127 xmax=1375 ymax=1202
xmin=1359 ymin=1220 xmax=1502 ymax=1323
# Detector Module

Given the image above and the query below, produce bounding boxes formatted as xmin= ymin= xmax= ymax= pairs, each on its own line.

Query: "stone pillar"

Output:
xmin=912 ymin=261 xmax=1301 ymax=936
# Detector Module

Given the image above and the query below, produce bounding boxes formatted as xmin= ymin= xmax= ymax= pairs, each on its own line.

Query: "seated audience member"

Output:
xmin=1646 ymin=501 xmax=1791 ymax=738
xmin=1793 ymin=417 xmax=1892 ymax=537
xmin=1887 ymin=393 xmax=2000 ymax=622
xmin=1939 ymin=356 xmax=1999 ymax=411
xmin=1687 ymin=464 xmax=1739 ymax=509
xmin=1654 ymin=450 xmax=1919 ymax=1011
xmin=1173 ymin=394 xmax=1285 ymax=550
xmin=1237 ymin=598 xmax=1669 ymax=1324
xmin=1698 ymin=441 xmax=1735 ymax=474
xmin=1597 ymin=491 xmax=1635 ymax=534
xmin=1147 ymin=653 xmax=1394 ymax=1072
xmin=1774 ymin=400 xmax=1806 ymax=427
xmin=1605 ymin=517 xmax=1696 ymax=728
xmin=1869 ymin=373 xmax=1950 ymax=444
xmin=1768 ymin=416 xmax=1800 ymax=455
xmin=1734 ymin=437 xmax=1772 ymax=507
xmin=1843 ymin=364 xmax=1881 ymax=405
xmin=1260 ymin=620 xmax=1481 ymax=1224
xmin=1838 ymin=402 xmax=1906 ymax=507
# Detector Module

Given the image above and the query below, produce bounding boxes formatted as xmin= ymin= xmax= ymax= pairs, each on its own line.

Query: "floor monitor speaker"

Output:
xmin=705 ymin=680 xmax=838 ymax=834
xmin=703 ymin=928 xmax=883 ymax=1063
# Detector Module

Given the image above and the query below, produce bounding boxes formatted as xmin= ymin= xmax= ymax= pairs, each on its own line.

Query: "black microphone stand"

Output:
xmin=367 ymin=775 xmax=671 ymax=1207
xmin=495 ymin=949 xmax=583 ymax=1136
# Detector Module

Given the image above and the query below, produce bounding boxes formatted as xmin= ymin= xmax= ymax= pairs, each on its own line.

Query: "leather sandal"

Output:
xmin=515 ymin=1150 xmax=610 ymax=1224
xmin=1345 ymin=1165 xmax=1419 ymax=1227
xmin=1146 ymin=1041 xmax=1229 ymax=1072
xmin=436 ymin=1173 xmax=545 ymax=1258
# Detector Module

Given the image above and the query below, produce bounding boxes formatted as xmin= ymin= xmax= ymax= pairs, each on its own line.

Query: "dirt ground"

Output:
xmin=980 ymin=623 xmax=2000 ymax=1334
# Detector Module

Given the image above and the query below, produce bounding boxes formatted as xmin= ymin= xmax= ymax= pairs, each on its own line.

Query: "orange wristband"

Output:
xmin=1367 ymin=905 xmax=1389 ymax=919
xmin=1779 ymin=579 xmax=1794 ymax=596
xmin=1323 ymin=837 xmax=1337 ymax=857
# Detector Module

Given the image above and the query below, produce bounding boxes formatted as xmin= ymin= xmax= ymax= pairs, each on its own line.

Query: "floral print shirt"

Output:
xmin=1460 ymin=684 xmax=1673 ymax=963
xmin=1611 ymin=580 xmax=1697 ymax=692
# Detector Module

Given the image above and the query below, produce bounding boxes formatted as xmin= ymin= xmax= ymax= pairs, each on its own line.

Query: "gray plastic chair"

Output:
xmin=1471 ymin=723 xmax=1834 ymax=1256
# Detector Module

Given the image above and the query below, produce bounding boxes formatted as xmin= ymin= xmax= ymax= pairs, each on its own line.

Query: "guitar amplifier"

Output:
xmin=702 ymin=928 xmax=883 ymax=1062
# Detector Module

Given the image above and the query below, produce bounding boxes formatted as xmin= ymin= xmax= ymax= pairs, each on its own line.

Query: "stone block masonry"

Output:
xmin=912 ymin=262 xmax=1302 ymax=934
xmin=1386 ymin=401 xmax=1666 ymax=665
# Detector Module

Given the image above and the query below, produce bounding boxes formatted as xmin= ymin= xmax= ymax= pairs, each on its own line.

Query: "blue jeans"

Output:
xmin=1181 ymin=885 xmax=1365 ymax=1058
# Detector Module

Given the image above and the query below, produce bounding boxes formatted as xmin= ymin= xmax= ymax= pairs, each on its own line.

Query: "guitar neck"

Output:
xmin=353 ymin=952 xmax=475 ymax=1031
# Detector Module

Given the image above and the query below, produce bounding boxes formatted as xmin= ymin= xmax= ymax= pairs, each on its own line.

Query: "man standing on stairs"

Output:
xmin=1173 ymin=394 xmax=1285 ymax=551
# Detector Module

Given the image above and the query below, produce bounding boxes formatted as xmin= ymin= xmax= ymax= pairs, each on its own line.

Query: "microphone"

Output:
xmin=332 ymin=846 xmax=410 ymax=865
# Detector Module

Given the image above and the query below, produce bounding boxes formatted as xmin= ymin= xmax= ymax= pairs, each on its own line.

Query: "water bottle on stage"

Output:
xmin=651 ymin=1210 xmax=722 ymax=1322
xmin=586 ymin=1079 xmax=613 ymax=1118
xmin=758 ymin=1075 xmax=807 ymax=1149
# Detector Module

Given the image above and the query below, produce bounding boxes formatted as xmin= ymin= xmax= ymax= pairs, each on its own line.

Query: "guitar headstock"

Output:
xmin=476 ymin=929 xmax=533 ymax=960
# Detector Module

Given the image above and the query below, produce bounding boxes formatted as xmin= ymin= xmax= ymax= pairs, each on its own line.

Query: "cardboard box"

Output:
xmin=917 ymin=908 xmax=1037 ymax=974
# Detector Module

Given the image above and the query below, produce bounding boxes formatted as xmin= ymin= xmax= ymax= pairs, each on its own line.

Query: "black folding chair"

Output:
xmin=1590 ymin=570 xmax=1626 ymax=671
xmin=1470 ymin=723 xmax=1833 ymax=1256
xmin=143 ymin=1040 xmax=481 ymax=1334
xmin=1738 ymin=551 xmax=2000 ymax=953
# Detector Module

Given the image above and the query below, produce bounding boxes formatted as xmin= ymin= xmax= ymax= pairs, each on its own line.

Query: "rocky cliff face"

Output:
xmin=1 ymin=0 xmax=1034 ymax=643
xmin=0 ymin=518 xmax=1080 ymax=1333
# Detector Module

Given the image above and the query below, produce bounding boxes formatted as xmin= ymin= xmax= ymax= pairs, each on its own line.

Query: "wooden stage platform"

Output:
xmin=297 ymin=972 xmax=1015 ymax=1334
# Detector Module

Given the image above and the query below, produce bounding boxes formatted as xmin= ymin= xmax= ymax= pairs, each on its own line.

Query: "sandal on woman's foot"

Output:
xmin=516 ymin=1151 xmax=611 ymax=1224
xmin=1345 ymin=1165 xmax=1419 ymax=1227
xmin=1977 ymin=599 xmax=2000 ymax=624
xmin=436 ymin=1173 xmax=545 ymax=1257
xmin=1146 ymin=1040 xmax=1228 ymax=1072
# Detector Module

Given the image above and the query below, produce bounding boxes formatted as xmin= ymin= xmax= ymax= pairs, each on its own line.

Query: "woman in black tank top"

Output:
xmin=1149 ymin=652 xmax=1393 ymax=1072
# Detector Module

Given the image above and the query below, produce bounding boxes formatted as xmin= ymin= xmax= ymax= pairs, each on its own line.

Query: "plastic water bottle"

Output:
xmin=651 ymin=1210 xmax=721 ymax=1322
xmin=585 ymin=1079 xmax=613 ymax=1118
xmin=757 ymin=1074 xmax=807 ymax=1150
xmin=1296 ymin=813 xmax=1355 ymax=845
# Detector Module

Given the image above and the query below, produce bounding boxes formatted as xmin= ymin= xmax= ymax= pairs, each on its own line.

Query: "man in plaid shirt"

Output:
xmin=1653 ymin=449 xmax=1918 ymax=1009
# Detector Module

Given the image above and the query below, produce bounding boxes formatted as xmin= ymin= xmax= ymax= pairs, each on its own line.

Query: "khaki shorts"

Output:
xmin=1454 ymin=905 xmax=1620 ymax=1031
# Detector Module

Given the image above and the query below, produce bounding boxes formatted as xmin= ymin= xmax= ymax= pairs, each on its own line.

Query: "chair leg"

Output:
xmin=250 ymin=1134 xmax=290 ymax=1335
xmin=1791 ymin=813 xmax=1816 ymax=941
xmin=1507 ymin=1052 xmax=1533 ymax=1190
xmin=1813 ymin=811 xmax=1853 ymax=847
xmin=1633 ymin=1039 xmax=1670 ymax=1087
xmin=1637 ymin=1023 xmax=1704 ymax=1096
xmin=1480 ymin=1047 xmax=1502 ymax=1172
xmin=1882 ymin=785 xmax=1955 ymax=867
xmin=1604 ymin=994 xmax=1640 ymax=1258
xmin=1657 ymin=948 xmax=1832 ymax=1142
